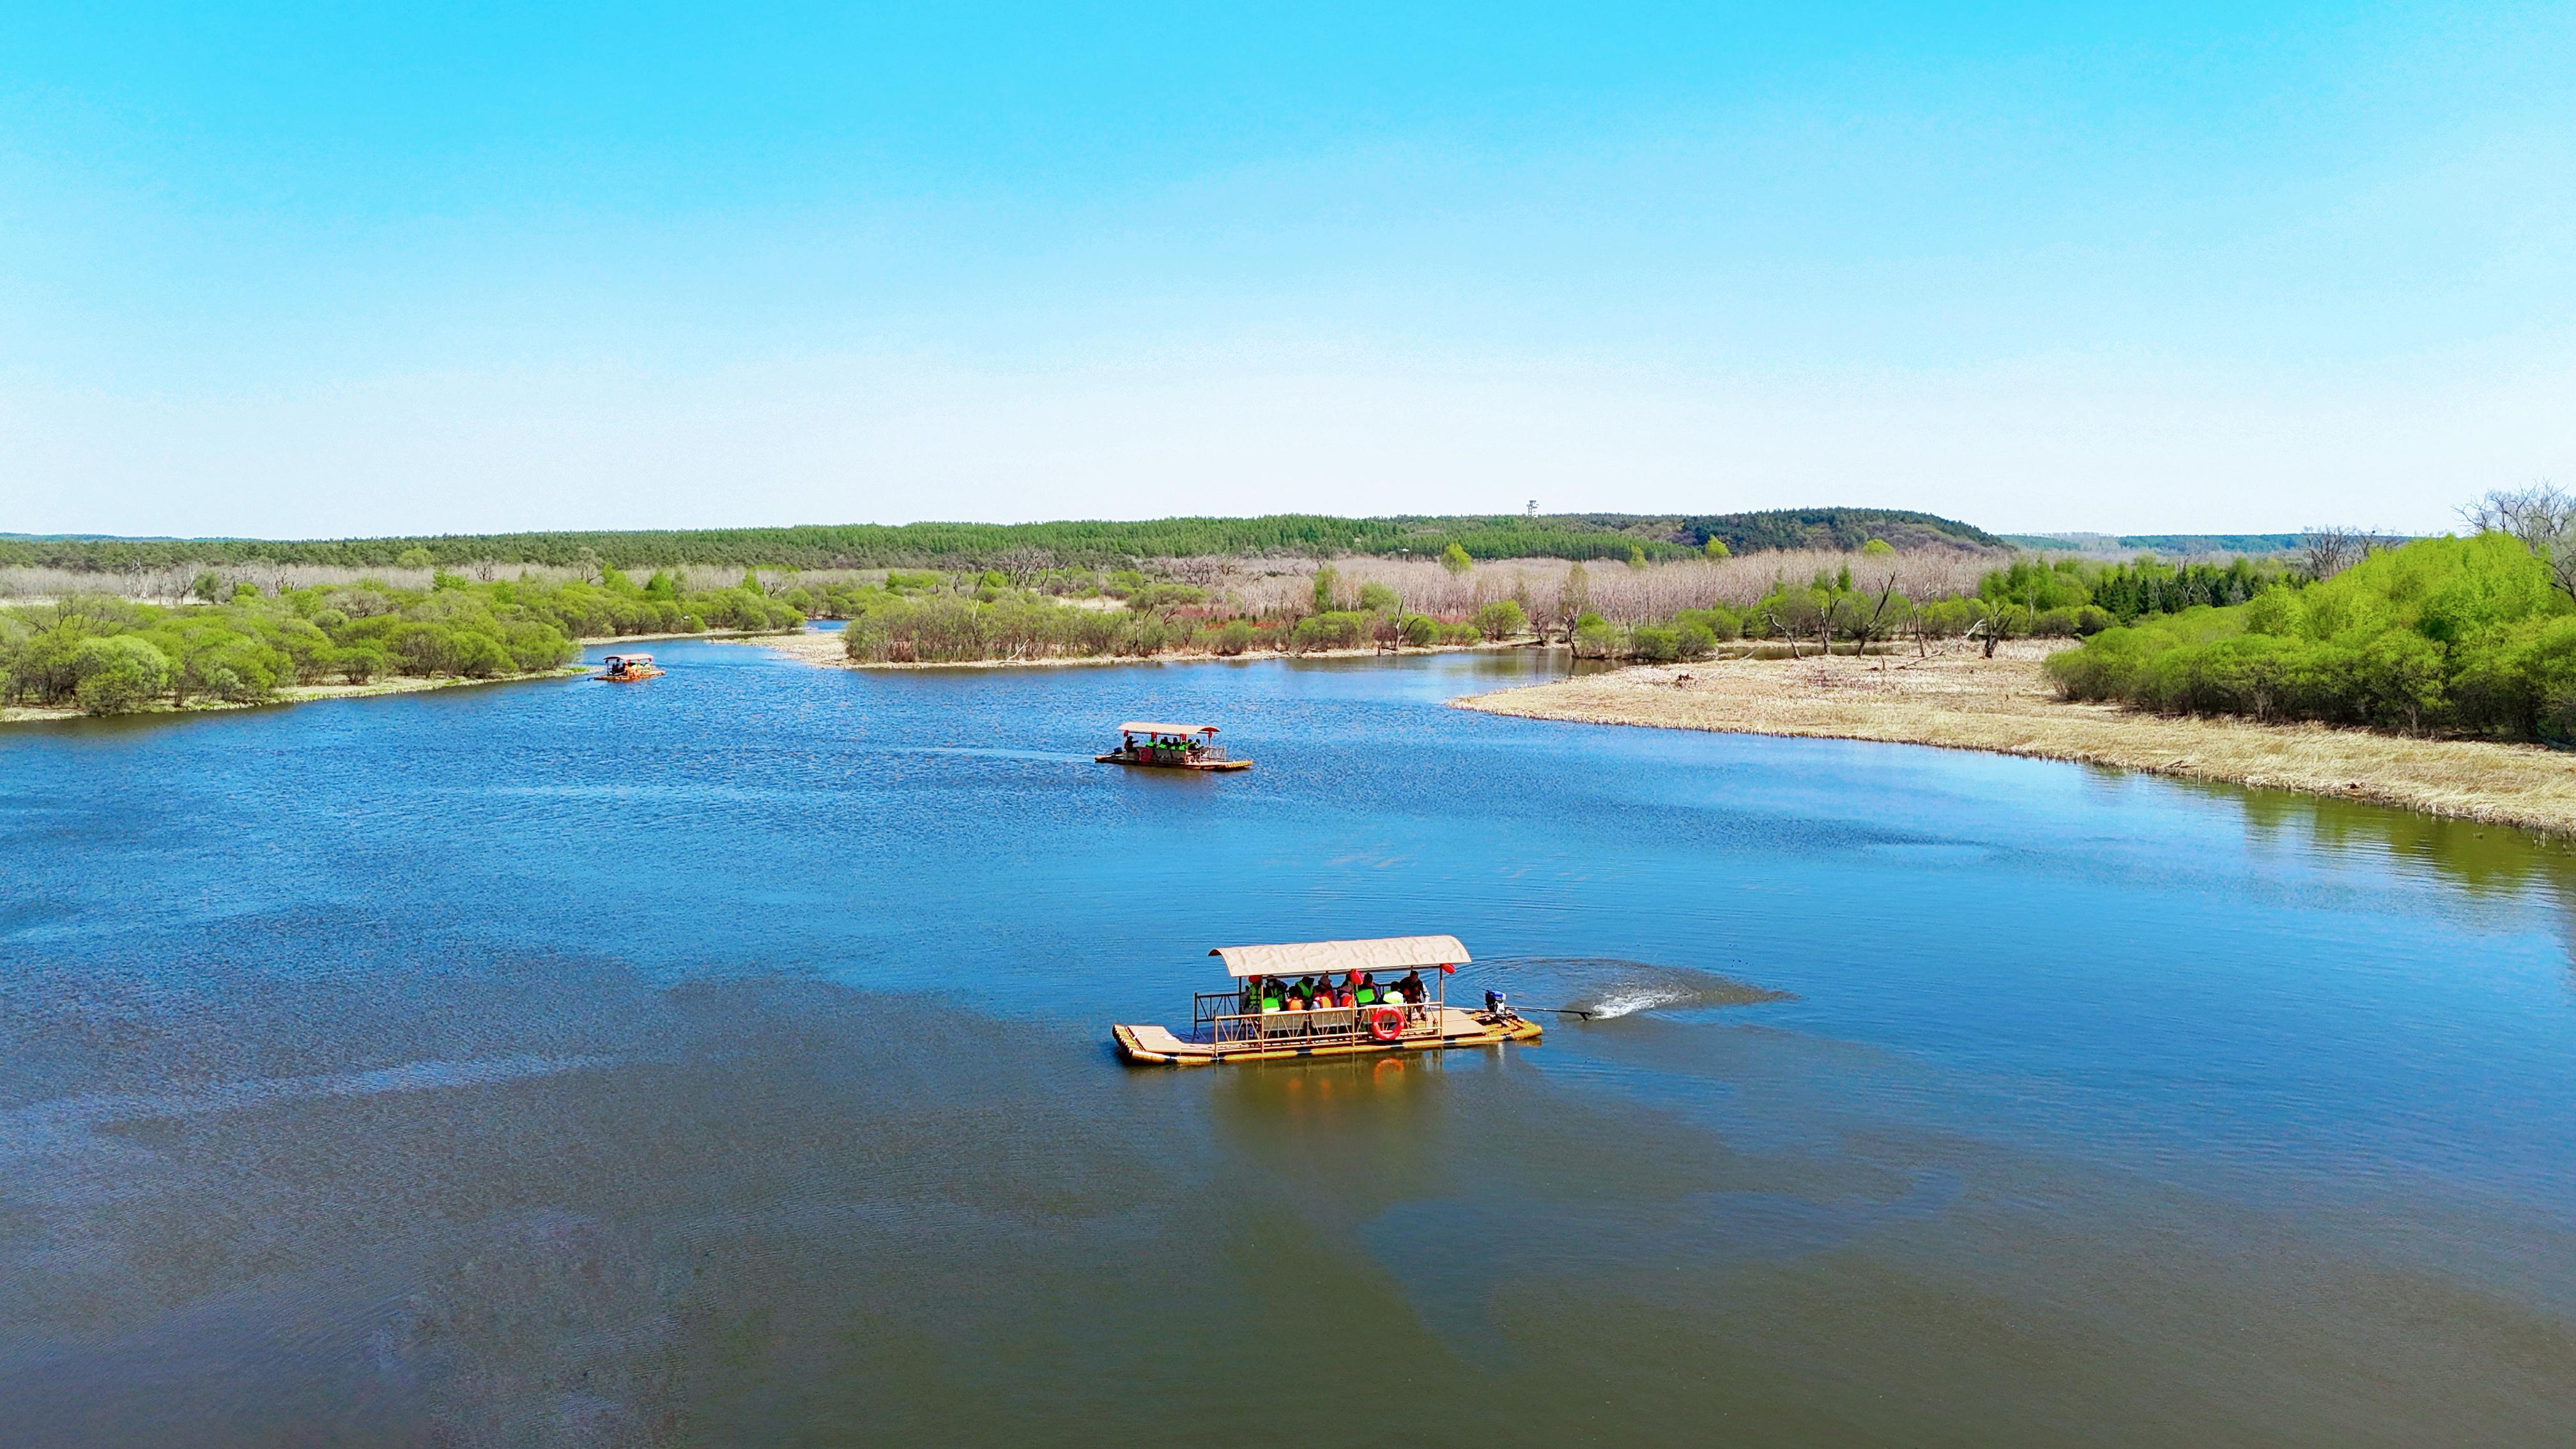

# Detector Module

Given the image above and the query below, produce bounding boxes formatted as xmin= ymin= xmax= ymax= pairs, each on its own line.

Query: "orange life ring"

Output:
xmin=1367 ymin=1005 xmax=1405 ymax=1043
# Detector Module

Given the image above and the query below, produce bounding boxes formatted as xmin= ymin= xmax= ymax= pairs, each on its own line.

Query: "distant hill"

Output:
xmin=0 ymin=510 xmax=2007 ymax=572
xmin=2002 ymin=532 xmax=2305 ymax=556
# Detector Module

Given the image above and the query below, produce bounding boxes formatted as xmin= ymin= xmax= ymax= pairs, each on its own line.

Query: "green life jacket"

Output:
xmin=1261 ymin=994 xmax=1282 ymax=1012
xmin=1354 ymin=986 xmax=1377 ymax=1006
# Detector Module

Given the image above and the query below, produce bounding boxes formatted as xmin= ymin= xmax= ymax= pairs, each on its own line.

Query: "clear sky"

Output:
xmin=3 ymin=2 xmax=2569 ymax=539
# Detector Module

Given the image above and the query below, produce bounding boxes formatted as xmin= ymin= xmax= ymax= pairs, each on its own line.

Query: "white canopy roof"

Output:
xmin=1209 ymin=935 xmax=1469 ymax=979
xmin=1120 ymin=721 xmax=1215 ymax=735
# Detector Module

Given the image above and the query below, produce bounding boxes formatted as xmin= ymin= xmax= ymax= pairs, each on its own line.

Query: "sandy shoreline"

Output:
xmin=742 ymin=629 xmax=1538 ymax=671
xmin=1452 ymin=642 xmax=2576 ymax=836
xmin=1 ymin=666 xmax=587 ymax=726
xmin=571 ymin=628 xmax=799 ymax=645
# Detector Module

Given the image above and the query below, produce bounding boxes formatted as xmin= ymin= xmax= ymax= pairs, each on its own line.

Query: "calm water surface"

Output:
xmin=4 ymin=638 xmax=2573 ymax=1445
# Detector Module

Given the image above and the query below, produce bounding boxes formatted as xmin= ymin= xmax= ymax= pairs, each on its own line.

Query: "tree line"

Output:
xmin=3 ymin=507 xmax=2002 ymax=576
xmin=1 ymin=568 xmax=803 ymax=715
xmin=2046 ymin=488 xmax=2576 ymax=741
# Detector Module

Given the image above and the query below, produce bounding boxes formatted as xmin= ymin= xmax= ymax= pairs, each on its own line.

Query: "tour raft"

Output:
xmin=1096 ymin=722 xmax=1251 ymax=772
xmin=1112 ymin=935 xmax=1540 ymax=1066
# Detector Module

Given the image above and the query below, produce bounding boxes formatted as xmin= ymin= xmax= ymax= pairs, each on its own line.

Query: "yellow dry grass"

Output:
xmin=1453 ymin=641 xmax=2576 ymax=836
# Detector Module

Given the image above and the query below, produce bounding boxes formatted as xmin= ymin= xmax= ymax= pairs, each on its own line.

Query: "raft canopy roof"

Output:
xmin=1209 ymin=935 xmax=1470 ymax=980
xmin=1121 ymin=722 xmax=1216 ymax=736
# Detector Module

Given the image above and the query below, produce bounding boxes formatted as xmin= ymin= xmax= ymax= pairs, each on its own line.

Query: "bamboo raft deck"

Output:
xmin=1114 ymin=1006 xmax=1540 ymax=1065
xmin=1094 ymin=751 xmax=1252 ymax=772
xmin=1111 ymin=934 xmax=1537 ymax=1066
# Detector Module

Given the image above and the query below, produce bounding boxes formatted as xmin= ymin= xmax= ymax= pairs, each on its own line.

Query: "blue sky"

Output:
xmin=3 ymin=2 xmax=2569 ymax=538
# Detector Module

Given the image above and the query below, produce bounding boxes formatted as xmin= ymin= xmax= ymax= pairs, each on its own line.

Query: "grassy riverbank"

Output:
xmin=1 ymin=666 xmax=586 ymax=724
xmin=1454 ymin=642 xmax=2576 ymax=834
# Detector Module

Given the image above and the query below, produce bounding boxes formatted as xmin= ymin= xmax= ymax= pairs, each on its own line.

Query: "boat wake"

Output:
xmin=1478 ymin=957 xmax=1794 ymax=1020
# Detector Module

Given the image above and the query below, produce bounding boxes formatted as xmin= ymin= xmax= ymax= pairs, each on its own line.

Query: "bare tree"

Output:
xmin=2299 ymin=526 xmax=2369 ymax=581
xmin=993 ymin=545 xmax=1054 ymax=585
xmin=2463 ymin=482 xmax=2576 ymax=601
xmin=1970 ymin=597 xmax=2018 ymax=658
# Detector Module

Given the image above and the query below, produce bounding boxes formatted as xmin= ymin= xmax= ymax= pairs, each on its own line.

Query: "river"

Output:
xmin=3 ymin=636 xmax=2572 ymax=1445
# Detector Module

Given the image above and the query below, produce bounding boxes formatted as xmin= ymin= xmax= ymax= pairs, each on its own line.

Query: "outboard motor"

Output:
xmin=1483 ymin=989 xmax=1508 ymax=1016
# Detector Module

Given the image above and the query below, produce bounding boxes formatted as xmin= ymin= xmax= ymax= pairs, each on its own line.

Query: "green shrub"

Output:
xmin=1627 ymin=625 xmax=1679 ymax=663
xmin=449 ymin=632 xmax=512 ymax=677
xmin=333 ymin=644 xmax=390 ymax=684
xmin=1290 ymin=610 xmax=1373 ymax=653
xmin=2043 ymin=534 xmax=2576 ymax=737
xmin=1573 ymin=615 xmax=1621 ymax=659
xmin=71 ymin=636 xmax=172 ymax=714
xmin=1473 ymin=600 xmax=1528 ymax=640
xmin=1398 ymin=613 xmax=1438 ymax=648
xmin=1673 ymin=605 xmax=1740 ymax=641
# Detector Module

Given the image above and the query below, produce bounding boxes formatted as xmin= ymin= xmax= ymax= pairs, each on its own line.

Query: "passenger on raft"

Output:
xmin=1397 ymin=969 xmax=1427 ymax=1009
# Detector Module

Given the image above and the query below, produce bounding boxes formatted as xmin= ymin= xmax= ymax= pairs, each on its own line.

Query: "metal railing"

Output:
xmin=1189 ymin=989 xmax=1443 ymax=1054
xmin=1116 ymin=743 xmax=1230 ymax=763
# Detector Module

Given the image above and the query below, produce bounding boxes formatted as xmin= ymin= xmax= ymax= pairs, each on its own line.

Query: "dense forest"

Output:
xmin=1 ymin=569 xmax=802 ymax=714
xmin=2046 ymin=531 xmax=2576 ymax=740
xmin=2 ymin=508 xmax=1998 ymax=574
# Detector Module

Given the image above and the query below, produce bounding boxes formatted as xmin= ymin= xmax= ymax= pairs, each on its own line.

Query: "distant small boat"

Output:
xmin=597 ymin=653 xmax=663 ymax=682
xmin=1112 ymin=935 xmax=1540 ymax=1065
xmin=1096 ymin=721 xmax=1251 ymax=772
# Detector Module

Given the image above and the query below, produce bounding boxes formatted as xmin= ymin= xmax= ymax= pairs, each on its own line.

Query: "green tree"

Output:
xmin=1572 ymin=612 xmax=1621 ymax=659
xmin=1398 ymin=613 xmax=1438 ymax=648
xmin=1703 ymin=537 xmax=1731 ymax=560
xmin=1310 ymin=564 xmax=1341 ymax=613
xmin=333 ymin=644 xmax=390 ymax=684
xmin=1626 ymin=544 xmax=1648 ymax=570
xmin=71 ymin=636 xmax=171 ymax=714
xmin=1357 ymin=581 xmax=1399 ymax=613
xmin=1441 ymin=542 xmax=1474 ymax=576
xmin=395 ymin=547 xmax=434 ymax=570
xmin=1472 ymin=599 xmax=1528 ymax=640
xmin=1860 ymin=537 xmax=1896 ymax=556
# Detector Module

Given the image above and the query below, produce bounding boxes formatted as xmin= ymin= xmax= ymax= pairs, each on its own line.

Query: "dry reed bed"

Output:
xmin=6 ymin=547 xmax=1989 ymax=618
xmin=1453 ymin=642 xmax=2576 ymax=836
xmin=1188 ymin=549 xmax=1992 ymax=620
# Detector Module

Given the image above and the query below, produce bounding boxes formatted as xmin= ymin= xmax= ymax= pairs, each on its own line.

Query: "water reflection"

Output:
xmin=2231 ymin=784 xmax=2576 ymax=979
